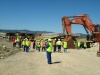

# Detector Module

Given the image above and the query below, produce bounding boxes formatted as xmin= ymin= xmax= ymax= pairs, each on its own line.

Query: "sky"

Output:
xmin=0 ymin=0 xmax=100 ymax=34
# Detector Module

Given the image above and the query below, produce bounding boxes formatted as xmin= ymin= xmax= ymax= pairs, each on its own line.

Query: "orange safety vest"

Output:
xmin=42 ymin=42 xmax=46 ymax=47
xmin=53 ymin=40 xmax=56 ymax=45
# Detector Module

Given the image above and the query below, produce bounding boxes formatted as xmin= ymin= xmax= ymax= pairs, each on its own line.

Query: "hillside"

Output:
xmin=0 ymin=29 xmax=53 ymax=34
xmin=0 ymin=29 xmax=87 ymax=37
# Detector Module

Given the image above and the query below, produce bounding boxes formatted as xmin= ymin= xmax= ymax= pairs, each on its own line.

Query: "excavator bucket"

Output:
xmin=63 ymin=36 xmax=76 ymax=49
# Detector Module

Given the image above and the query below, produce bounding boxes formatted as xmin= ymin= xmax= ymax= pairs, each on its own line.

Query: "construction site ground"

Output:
xmin=0 ymin=38 xmax=100 ymax=75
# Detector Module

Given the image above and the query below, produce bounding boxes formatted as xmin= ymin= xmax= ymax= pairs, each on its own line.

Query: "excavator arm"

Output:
xmin=62 ymin=14 xmax=100 ymax=56
xmin=62 ymin=16 xmax=71 ymax=35
xmin=62 ymin=14 xmax=100 ymax=42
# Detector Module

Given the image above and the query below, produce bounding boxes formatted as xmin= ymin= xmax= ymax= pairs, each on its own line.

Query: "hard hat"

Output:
xmin=26 ymin=38 xmax=28 ymax=41
xmin=58 ymin=39 xmax=60 ymax=41
xmin=48 ymin=38 xmax=52 ymax=41
xmin=25 ymin=38 xmax=27 ymax=39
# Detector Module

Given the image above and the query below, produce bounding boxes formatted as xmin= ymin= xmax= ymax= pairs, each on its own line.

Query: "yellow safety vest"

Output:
xmin=26 ymin=41 xmax=30 ymax=46
xmin=37 ymin=42 xmax=41 ymax=47
xmin=63 ymin=42 xmax=67 ymax=48
xmin=56 ymin=41 xmax=62 ymax=45
xmin=22 ymin=41 xmax=26 ymax=45
xmin=84 ymin=42 xmax=87 ymax=47
xmin=17 ymin=38 xmax=20 ymax=42
xmin=78 ymin=42 xmax=81 ymax=47
xmin=47 ymin=43 xmax=53 ymax=52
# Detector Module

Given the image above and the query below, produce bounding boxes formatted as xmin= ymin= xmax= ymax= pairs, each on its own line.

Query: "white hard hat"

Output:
xmin=58 ymin=39 xmax=60 ymax=41
xmin=48 ymin=38 xmax=52 ymax=41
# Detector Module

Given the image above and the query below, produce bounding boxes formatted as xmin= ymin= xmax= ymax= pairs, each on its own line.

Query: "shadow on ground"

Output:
xmin=52 ymin=61 xmax=62 ymax=64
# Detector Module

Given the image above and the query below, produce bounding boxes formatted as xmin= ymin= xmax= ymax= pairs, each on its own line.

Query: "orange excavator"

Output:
xmin=62 ymin=14 xmax=100 ymax=56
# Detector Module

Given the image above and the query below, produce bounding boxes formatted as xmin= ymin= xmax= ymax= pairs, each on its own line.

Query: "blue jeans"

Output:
xmin=46 ymin=51 xmax=52 ymax=64
xmin=23 ymin=45 xmax=26 ymax=52
xmin=53 ymin=45 xmax=56 ymax=52
xmin=37 ymin=47 xmax=40 ymax=52
xmin=26 ymin=46 xmax=29 ymax=52
xmin=64 ymin=48 xmax=67 ymax=53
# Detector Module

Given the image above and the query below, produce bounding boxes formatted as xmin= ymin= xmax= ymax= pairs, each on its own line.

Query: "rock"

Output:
xmin=6 ymin=50 xmax=9 ymax=52
xmin=0 ymin=56 xmax=4 ymax=59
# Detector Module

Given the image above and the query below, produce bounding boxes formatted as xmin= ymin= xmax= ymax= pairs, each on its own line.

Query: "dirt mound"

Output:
xmin=0 ymin=38 xmax=22 ymax=59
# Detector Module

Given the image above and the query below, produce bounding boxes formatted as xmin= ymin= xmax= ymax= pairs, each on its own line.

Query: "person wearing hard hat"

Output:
xmin=22 ymin=39 xmax=26 ymax=52
xmin=25 ymin=39 xmax=30 ymax=52
xmin=77 ymin=41 xmax=81 ymax=50
xmin=46 ymin=38 xmax=53 ymax=64
xmin=62 ymin=41 xmax=68 ymax=53
xmin=16 ymin=36 xmax=21 ymax=48
xmin=84 ymin=42 xmax=87 ymax=49
xmin=37 ymin=40 xmax=41 ymax=52
xmin=56 ymin=39 xmax=62 ymax=52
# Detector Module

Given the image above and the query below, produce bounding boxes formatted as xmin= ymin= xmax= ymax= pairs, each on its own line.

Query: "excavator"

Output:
xmin=62 ymin=14 xmax=100 ymax=56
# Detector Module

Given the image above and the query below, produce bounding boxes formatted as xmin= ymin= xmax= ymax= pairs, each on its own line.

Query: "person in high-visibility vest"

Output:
xmin=84 ymin=42 xmax=87 ymax=49
xmin=56 ymin=39 xmax=62 ymax=52
xmin=74 ymin=41 xmax=78 ymax=48
xmin=25 ymin=38 xmax=30 ymax=52
xmin=35 ymin=40 xmax=38 ymax=50
xmin=16 ymin=37 xmax=20 ymax=48
xmin=46 ymin=38 xmax=53 ymax=64
xmin=77 ymin=41 xmax=81 ymax=50
xmin=22 ymin=39 xmax=26 ymax=52
xmin=63 ymin=41 xmax=68 ymax=53
xmin=37 ymin=40 xmax=41 ymax=52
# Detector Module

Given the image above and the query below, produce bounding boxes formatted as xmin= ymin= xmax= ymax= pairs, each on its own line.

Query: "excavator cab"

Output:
xmin=92 ymin=25 xmax=100 ymax=42
xmin=94 ymin=25 xmax=100 ymax=32
xmin=86 ymin=25 xmax=100 ymax=42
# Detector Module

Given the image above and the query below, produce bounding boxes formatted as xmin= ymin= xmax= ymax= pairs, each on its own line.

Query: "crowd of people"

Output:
xmin=11 ymin=36 xmax=91 ymax=64
xmin=11 ymin=36 xmax=68 ymax=53
xmin=11 ymin=36 xmax=90 ymax=53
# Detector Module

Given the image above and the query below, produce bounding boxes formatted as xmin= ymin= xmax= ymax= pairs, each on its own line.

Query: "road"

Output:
xmin=0 ymin=46 xmax=100 ymax=75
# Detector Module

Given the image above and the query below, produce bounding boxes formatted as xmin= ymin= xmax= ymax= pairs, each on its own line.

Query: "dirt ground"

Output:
xmin=0 ymin=41 xmax=100 ymax=75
